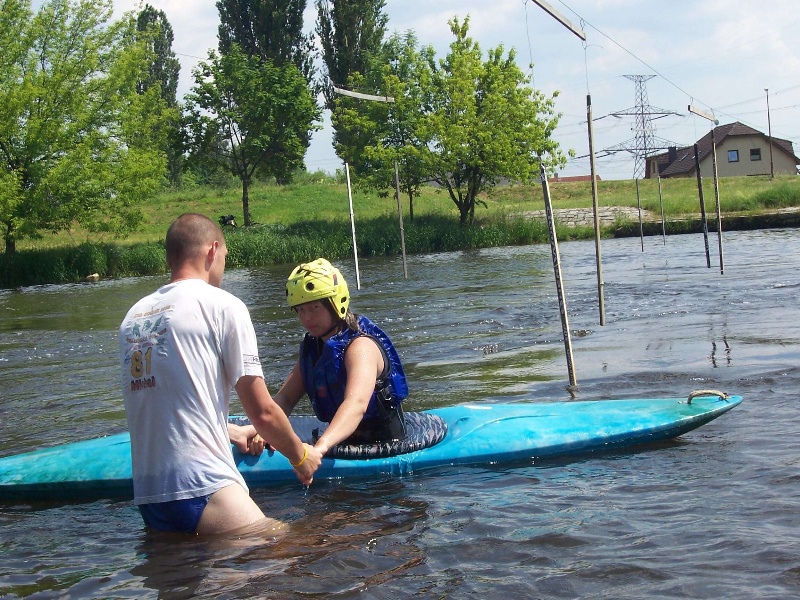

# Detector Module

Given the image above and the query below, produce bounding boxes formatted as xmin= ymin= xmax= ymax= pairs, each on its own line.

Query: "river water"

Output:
xmin=1 ymin=228 xmax=799 ymax=599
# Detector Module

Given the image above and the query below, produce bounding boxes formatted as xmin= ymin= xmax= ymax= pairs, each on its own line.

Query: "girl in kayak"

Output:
xmin=274 ymin=258 xmax=409 ymax=453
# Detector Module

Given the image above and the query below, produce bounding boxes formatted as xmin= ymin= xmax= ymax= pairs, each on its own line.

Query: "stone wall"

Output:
xmin=522 ymin=206 xmax=800 ymax=237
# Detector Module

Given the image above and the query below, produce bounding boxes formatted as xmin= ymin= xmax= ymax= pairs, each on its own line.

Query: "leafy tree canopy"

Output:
xmin=332 ymin=31 xmax=433 ymax=220
xmin=334 ymin=16 xmax=569 ymax=225
xmin=424 ymin=17 xmax=568 ymax=224
xmin=184 ymin=44 xmax=321 ymax=225
xmin=136 ymin=4 xmax=180 ymax=104
xmin=0 ymin=0 xmax=174 ymax=254
xmin=316 ymin=0 xmax=388 ymax=112
xmin=217 ymin=0 xmax=316 ymax=86
xmin=136 ymin=3 xmax=182 ymax=185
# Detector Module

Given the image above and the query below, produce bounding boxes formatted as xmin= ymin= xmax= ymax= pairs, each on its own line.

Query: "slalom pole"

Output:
xmin=394 ymin=162 xmax=408 ymax=278
xmin=657 ymin=174 xmax=666 ymax=245
xmin=586 ymin=94 xmax=605 ymax=326
xmin=710 ymin=130 xmax=724 ymax=274
xmin=635 ymin=178 xmax=644 ymax=252
xmin=345 ymin=163 xmax=361 ymax=289
xmin=540 ymin=163 xmax=578 ymax=392
xmin=693 ymin=143 xmax=712 ymax=268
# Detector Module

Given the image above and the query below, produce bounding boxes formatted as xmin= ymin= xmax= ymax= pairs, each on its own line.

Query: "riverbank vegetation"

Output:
xmin=1 ymin=172 xmax=798 ymax=289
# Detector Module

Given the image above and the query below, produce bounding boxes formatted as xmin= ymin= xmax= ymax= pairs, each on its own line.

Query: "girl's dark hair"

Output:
xmin=325 ymin=299 xmax=360 ymax=332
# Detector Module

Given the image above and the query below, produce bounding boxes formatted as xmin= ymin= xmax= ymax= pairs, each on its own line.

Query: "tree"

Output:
xmin=315 ymin=0 xmax=388 ymax=112
xmin=0 ymin=0 xmax=173 ymax=254
xmin=216 ymin=0 xmax=316 ymax=86
xmin=332 ymin=32 xmax=433 ymax=220
xmin=184 ymin=45 xmax=320 ymax=226
xmin=136 ymin=4 xmax=182 ymax=185
xmin=422 ymin=17 xmax=567 ymax=224
xmin=216 ymin=0 xmax=317 ymax=183
xmin=333 ymin=18 xmax=568 ymax=225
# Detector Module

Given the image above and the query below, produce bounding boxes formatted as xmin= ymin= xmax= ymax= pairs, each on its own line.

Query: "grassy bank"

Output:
xmin=2 ymin=174 xmax=799 ymax=289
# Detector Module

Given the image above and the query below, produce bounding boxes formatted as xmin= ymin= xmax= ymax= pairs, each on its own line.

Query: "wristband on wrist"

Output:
xmin=291 ymin=445 xmax=308 ymax=468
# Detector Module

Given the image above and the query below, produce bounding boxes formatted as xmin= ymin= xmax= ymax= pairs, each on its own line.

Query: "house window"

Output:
xmin=750 ymin=148 xmax=762 ymax=161
xmin=728 ymin=150 xmax=739 ymax=162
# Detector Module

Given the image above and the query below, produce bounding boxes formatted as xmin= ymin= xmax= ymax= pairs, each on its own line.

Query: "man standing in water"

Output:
xmin=119 ymin=213 xmax=321 ymax=534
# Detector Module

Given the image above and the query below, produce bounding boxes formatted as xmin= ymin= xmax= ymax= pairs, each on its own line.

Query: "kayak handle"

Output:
xmin=687 ymin=389 xmax=730 ymax=404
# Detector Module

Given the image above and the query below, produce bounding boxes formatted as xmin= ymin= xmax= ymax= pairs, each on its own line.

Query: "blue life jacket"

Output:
xmin=298 ymin=315 xmax=409 ymax=423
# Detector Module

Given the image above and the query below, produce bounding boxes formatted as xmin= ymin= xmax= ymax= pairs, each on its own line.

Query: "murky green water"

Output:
xmin=1 ymin=229 xmax=799 ymax=598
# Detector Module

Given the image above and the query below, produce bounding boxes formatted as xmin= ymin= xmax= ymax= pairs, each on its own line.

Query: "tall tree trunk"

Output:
xmin=4 ymin=222 xmax=15 ymax=255
xmin=242 ymin=176 xmax=252 ymax=226
xmin=459 ymin=203 xmax=469 ymax=225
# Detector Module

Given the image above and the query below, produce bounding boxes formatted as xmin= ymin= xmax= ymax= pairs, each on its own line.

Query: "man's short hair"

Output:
xmin=165 ymin=213 xmax=223 ymax=270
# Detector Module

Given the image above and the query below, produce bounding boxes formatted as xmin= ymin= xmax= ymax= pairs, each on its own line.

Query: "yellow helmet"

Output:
xmin=286 ymin=258 xmax=350 ymax=318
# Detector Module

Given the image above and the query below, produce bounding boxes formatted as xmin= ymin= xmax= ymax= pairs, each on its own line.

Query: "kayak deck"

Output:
xmin=0 ymin=392 xmax=743 ymax=502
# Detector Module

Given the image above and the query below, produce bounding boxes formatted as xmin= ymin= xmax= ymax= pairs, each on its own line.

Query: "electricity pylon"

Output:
xmin=605 ymin=75 xmax=680 ymax=179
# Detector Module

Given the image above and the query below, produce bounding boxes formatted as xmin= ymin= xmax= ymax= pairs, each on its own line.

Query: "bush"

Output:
xmin=71 ymin=243 xmax=108 ymax=277
xmin=751 ymin=182 xmax=800 ymax=209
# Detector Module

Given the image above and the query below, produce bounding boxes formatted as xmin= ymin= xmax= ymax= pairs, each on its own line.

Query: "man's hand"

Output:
xmin=291 ymin=443 xmax=323 ymax=485
xmin=228 ymin=423 xmax=266 ymax=456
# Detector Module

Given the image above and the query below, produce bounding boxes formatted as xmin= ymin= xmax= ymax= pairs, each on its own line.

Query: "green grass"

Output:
xmin=3 ymin=173 xmax=799 ymax=288
xmin=491 ymin=174 xmax=800 ymax=215
xmin=17 ymin=173 xmax=800 ymax=248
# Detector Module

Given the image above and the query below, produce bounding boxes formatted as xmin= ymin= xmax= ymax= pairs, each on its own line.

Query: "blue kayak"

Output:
xmin=0 ymin=391 xmax=742 ymax=502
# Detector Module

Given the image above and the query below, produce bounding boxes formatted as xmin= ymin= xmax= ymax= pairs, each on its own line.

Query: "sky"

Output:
xmin=109 ymin=0 xmax=800 ymax=180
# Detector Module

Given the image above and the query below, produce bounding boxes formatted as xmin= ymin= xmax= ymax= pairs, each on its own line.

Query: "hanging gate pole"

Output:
xmin=394 ymin=162 xmax=408 ymax=278
xmin=693 ymin=143 xmax=712 ymax=268
xmin=687 ymin=106 xmax=722 ymax=271
xmin=540 ymin=164 xmax=578 ymax=391
xmin=657 ymin=174 xmax=666 ymax=245
xmin=710 ymin=130 xmax=724 ymax=274
xmin=586 ymin=94 xmax=605 ymax=326
xmin=635 ymin=178 xmax=644 ymax=252
xmin=331 ymin=84 xmax=406 ymax=280
xmin=345 ymin=163 xmax=361 ymax=289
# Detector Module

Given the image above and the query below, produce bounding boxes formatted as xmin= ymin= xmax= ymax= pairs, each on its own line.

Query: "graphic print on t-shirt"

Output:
xmin=123 ymin=305 xmax=171 ymax=393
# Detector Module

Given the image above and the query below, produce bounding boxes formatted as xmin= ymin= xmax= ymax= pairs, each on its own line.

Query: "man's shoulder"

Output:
xmin=173 ymin=280 xmax=244 ymax=306
xmin=129 ymin=280 xmax=249 ymax=316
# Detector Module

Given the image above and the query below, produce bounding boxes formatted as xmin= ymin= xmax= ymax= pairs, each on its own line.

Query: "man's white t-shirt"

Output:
xmin=119 ymin=279 xmax=264 ymax=505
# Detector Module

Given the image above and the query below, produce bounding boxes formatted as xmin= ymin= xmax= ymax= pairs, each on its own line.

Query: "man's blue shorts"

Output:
xmin=138 ymin=496 xmax=210 ymax=533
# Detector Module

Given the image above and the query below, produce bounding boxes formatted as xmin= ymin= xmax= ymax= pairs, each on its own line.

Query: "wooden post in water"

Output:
xmin=635 ymin=178 xmax=644 ymax=252
xmin=540 ymin=163 xmax=578 ymax=391
xmin=586 ymin=94 xmax=605 ymax=326
xmin=657 ymin=174 xmax=666 ymax=245
xmin=693 ymin=143 xmax=712 ymax=268
xmin=710 ymin=130 xmax=724 ymax=274
xmin=394 ymin=162 xmax=408 ymax=278
xmin=345 ymin=163 xmax=361 ymax=289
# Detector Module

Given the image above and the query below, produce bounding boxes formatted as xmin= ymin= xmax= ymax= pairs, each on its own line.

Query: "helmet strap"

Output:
xmin=318 ymin=298 xmax=344 ymax=339
xmin=319 ymin=321 xmax=341 ymax=339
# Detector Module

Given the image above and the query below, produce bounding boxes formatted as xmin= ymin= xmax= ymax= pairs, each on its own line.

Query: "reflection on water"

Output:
xmin=127 ymin=480 xmax=429 ymax=599
xmin=2 ymin=230 xmax=800 ymax=597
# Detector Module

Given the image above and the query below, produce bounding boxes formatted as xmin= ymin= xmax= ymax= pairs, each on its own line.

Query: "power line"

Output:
xmin=552 ymin=2 xmax=800 ymax=118
xmin=553 ymin=1 xmax=704 ymax=108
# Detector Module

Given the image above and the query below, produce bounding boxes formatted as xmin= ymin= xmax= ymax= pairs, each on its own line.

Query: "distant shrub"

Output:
xmin=71 ymin=243 xmax=108 ymax=277
xmin=751 ymin=182 xmax=800 ymax=209
xmin=116 ymin=243 xmax=166 ymax=276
